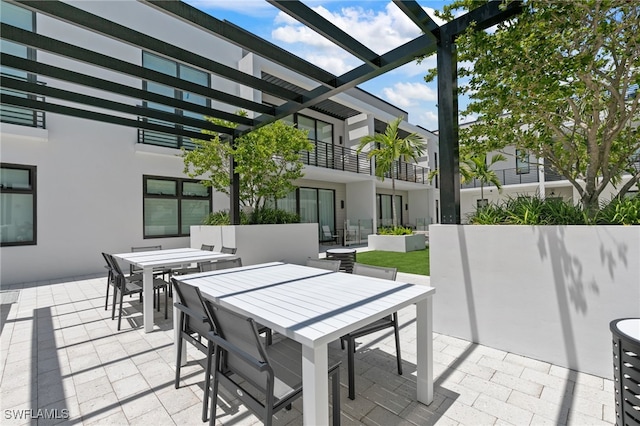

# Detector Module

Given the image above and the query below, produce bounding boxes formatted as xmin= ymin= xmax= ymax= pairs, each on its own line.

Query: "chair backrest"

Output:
xmin=130 ymin=245 xmax=162 ymax=274
xmin=199 ymin=257 xmax=242 ymax=272
xmin=352 ymin=263 xmax=397 ymax=281
xmin=203 ymin=299 xmax=271 ymax=392
xmin=103 ymin=253 xmax=127 ymax=289
xmin=322 ymin=225 xmax=332 ymax=237
xmin=201 ymin=244 xmax=215 ymax=251
xmin=170 ymin=278 xmax=213 ymax=337
xmin=306 ymin=258 xmax=341 ymax=272
xmin=220 ymin=246 xmax=237 ymax=255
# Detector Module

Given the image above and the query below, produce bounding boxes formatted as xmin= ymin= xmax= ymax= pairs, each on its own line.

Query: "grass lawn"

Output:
xmin=355 ymin=248 xmax=430 ymax=276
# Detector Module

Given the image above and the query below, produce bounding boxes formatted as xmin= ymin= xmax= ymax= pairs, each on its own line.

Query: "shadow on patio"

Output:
xmin=0 ymin=275 xmax=614 ymax=425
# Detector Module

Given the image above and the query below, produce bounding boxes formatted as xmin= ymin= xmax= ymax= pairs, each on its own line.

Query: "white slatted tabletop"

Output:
xmin=112 ymin=248 xmax=234 ymax=332
xmin=175 ymin=262 xmax=435 ymax=426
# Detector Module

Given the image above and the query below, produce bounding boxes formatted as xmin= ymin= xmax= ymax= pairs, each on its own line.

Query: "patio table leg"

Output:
xmin=302 ymin=344 xmax=329 ymax=425
xmin=143 ymin=268 xmax=154 ymax=333
xmin=416 ymin=296 xmax=434 ymax=404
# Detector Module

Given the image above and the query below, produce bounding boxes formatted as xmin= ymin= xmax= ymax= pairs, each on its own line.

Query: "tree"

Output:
xmin=356 ymin=116 xmax=426 ymax=229
xmin=428 ymin=0 xmax=640 ymax=215
xmin=182 ymin=115 xmax=313 ymax=210
xmin=461 ymin=153 xmax=507 ymax=202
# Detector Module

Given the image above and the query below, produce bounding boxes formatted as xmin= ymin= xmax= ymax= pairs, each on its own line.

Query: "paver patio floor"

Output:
xmin=0 ymin=273 xmax=615 ymax=425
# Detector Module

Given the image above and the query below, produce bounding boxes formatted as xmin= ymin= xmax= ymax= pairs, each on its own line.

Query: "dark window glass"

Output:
xmin=0 ymin=163 xmax=36 ymax=246
xmin=143 ymin=176 xmax=211 ymax=238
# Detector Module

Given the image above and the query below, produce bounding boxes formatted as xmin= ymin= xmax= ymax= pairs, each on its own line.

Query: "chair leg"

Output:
xmin=347 ymin=337 xmax=356 ymax=400
xmin=202 ymin=343 xmax=214 ymax=422
xmin=117 ymin=289 xmax=125 ymax=331
xmin=209 ymin=353 xmax=221 ymax=426
xmin=332 ymin=368 xmax=341 ymax=425
xmin=393 ymin=313 xmax=403 ymax=375
xmin=105 ymin=278 xmax=110 ymax=311
xmin=111 ymin=287 xmax=118 ymax=320
xmin=164 ymin=286 xmax=168 ymax=319
xmin=175 ymin=315 xmax=184 ymax=389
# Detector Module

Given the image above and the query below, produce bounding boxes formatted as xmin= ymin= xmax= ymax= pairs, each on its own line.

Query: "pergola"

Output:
xmin=1 ymin=0 xmax=522 ymax=224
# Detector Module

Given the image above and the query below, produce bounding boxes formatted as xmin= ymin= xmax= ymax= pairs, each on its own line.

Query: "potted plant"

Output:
xmin=183 ymin=114 xmax=319 ymax=265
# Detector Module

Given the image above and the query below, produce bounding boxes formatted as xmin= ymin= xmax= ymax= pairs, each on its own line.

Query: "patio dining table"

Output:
xmin=112 ymin=247 xmax=235 ymax=333
xmin=175 ymin=261 xmax=436 ymax=426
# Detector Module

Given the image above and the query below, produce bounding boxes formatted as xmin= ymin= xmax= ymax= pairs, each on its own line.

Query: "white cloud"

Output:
xmin=382 ymin=82 xmax=437 ymax=108
xmin=270 ymin=2 xmax=434 ymax=75
xmin=185 ymin=0 xmax=274 ymax=17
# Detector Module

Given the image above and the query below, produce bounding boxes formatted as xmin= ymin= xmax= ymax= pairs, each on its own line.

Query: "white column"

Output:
xmin=416 ymin=296 xmax=434 ymax=404
xmin=302 ymin=344 xmax=329 ymax=425
xmin=143 ymin=268 xmax=154 ymax=333
xmin=538 ymin=157 xmax=546 ymax=198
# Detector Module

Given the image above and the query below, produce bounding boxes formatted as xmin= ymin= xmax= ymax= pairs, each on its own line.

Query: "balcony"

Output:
xmin=302 ymin=140 xmax=430 ymax=184
xmin=0 ymin=80 xmax=46 ymax=129
xmin=461 ymin=166 xmax=566 ymax=189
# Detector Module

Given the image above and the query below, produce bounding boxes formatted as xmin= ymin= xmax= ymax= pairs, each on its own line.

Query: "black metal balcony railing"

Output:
xmin=0 ymin=86 xmax=46 ymax=129
xmin=461 ymin=166 xmax=565 ymax=189
xmin=302 ymin=140 xmax=430 ymax=184
xmin=301 ymin=140 xmax=372 ymax=175
xmin=461 ymin=167 xmax=536 ymax=189
xmin=384 ymin=160 xmax=430 ymax=184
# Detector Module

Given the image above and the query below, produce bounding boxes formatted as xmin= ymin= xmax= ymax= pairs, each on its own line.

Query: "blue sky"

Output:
xmin=184 ymin=1 xmax=459 ymax=131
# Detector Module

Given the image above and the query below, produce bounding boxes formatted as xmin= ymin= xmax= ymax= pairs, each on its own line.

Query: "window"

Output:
xmin=284 ymin=114 xmax=334 ymax=168
xmin=516 ymin=149 xmax=530 ymax=174
xmin=0 ymin=1 xmax=42 ymax=128
xmin=271 ymin=187 xmax=336 ymax=240
xmin=141 ymin=52 xmax=209 ymax=149
xmin=377 ymin=194 xmax=402 ymax=227
xmin=1 ymin=163 xmax=36 ymax=246
xmin=143 ymin=176 xmax=211 ymax=238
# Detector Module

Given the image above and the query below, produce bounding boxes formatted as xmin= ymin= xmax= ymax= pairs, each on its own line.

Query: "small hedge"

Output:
xmin=377 ymin=226 xmax=414 ymax=235
xmin=203 ymin=207 xmax=300 ymax=225
xmin=468 ymin=194 xmax=640 ymax=225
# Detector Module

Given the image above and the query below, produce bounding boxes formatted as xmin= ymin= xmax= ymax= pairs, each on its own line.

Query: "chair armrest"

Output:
xmin=173 ymin=303 xmax=209 ymax=324
xmin=208 ymin=331 xmax=269 ymax=372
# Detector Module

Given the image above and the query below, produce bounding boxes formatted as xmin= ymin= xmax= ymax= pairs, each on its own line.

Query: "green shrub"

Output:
xmin=203 ymin=208 xmax=299 ymax=226
xmin=596 ymin=195 xmax=640 ymax=225
xmin=248 ymin=207 xmax=300 ymax=224
xmin=377 ymin=226 xmax=413 ymax=235
xmin=467 ymin=194 xmax=639 ymax=225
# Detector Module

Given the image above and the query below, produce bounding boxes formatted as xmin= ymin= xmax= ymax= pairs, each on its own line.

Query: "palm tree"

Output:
xmin=461 ymin=153 xmax=507 ymax=202
xmin=356 ymin=116 xmax=426 ymax=229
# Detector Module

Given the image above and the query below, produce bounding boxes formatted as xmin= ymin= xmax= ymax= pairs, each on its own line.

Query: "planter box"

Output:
xmin=430 ymin=224 xmax=640 ymax=379
xmin=368 ymin=233 xmax=426 ymax=252
xmin=190 ymin=223 xmax=319 ymax=266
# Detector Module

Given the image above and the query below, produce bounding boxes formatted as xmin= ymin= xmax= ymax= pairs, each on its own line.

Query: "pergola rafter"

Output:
xmin=0 ymin=0 xmax=522 ymax=224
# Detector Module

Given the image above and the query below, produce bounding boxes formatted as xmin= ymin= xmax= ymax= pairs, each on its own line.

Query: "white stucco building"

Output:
xmin=0 ymin=0 xmax=439 ymax=285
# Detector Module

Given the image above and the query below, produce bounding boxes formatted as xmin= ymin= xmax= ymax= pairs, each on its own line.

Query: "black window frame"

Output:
xmin=143 ymin=175 xmax=211 ymax=238
xmin=0 ymin=162 xmax=37 ymax=246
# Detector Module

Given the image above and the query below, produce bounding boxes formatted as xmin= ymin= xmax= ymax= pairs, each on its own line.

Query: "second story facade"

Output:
xmin=0 ymin=0 xmax=439 ymax=284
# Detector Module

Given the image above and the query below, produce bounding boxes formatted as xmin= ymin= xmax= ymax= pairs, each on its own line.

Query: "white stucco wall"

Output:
xmin=430 ymin=224 xmax=640 ymax=378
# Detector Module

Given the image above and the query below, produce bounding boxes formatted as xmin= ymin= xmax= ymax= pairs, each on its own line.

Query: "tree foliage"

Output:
xmin=182 ymin=114 xmax=313 ymax=210
xmin=356 ymin=116 xmax=426 ymax=229
xmin=429 ymin=0 xmax=640 ymax=214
